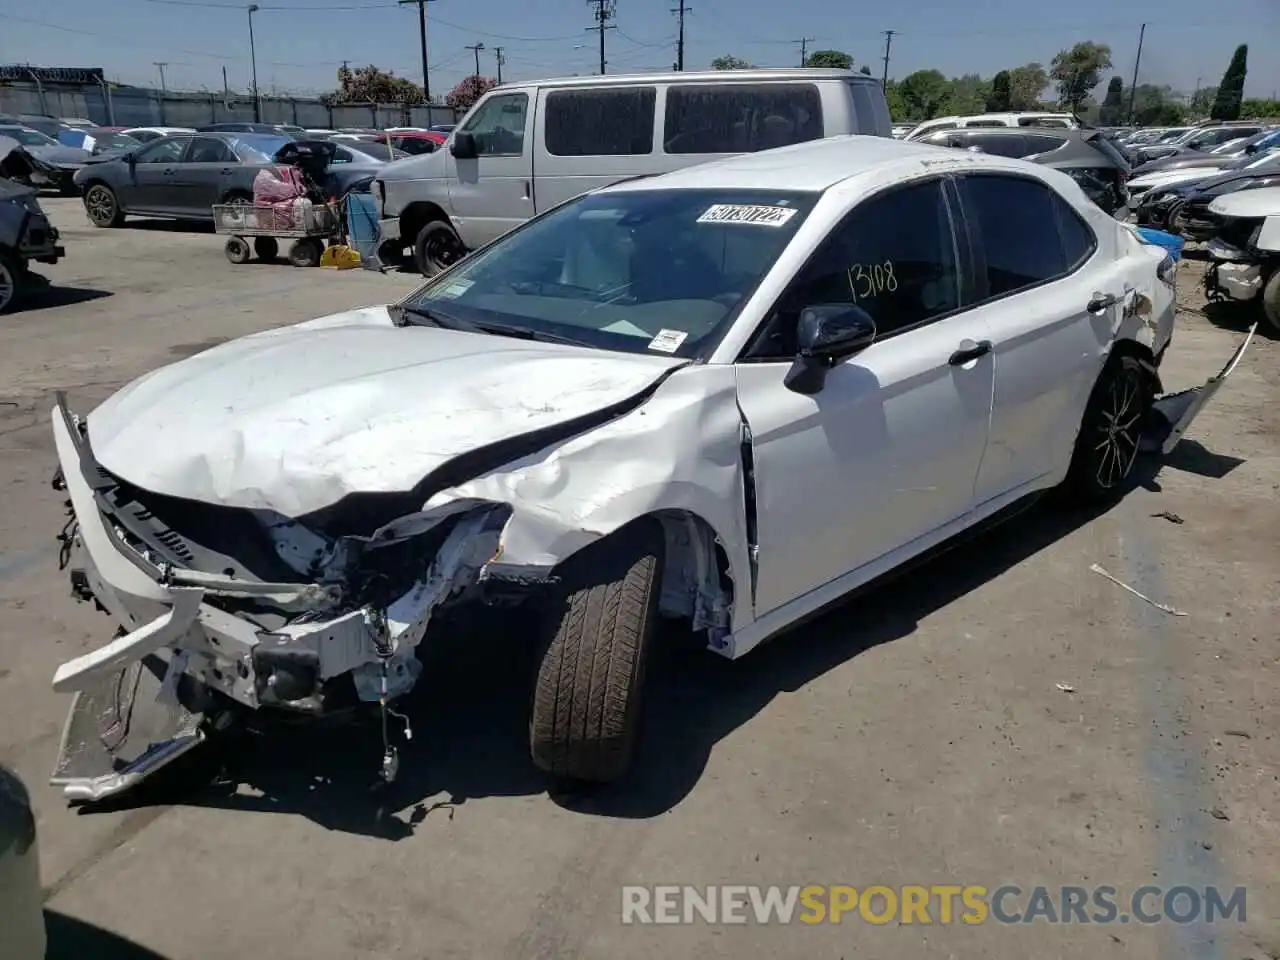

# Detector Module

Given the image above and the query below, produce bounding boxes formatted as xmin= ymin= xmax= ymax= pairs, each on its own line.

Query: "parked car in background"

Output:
xmin=323 ymin=138 xmax=408 ymax=194
xmin=914 ymin=127 xmax=1131 ymax=216
xmin=1130 ymin=127 xmax=1280 ymax=178
xmin=0 ymin=125 xmax=91 ymax=193
xmin=386 ymin=130 xmax=447 ymax=155
xmin=1129 ymin=145 xmax=1280 ymax=209
xmin=57 ymin=127 xmax=142 ymax=156
xmin=0 ymin=766 xmax=44 ymax=959
xmin=303 ymin=128 xmax=336 ymax=138
xmin=74 ymin=131 xmax=295 ymax=224
xmin=377 ymin=68 xmax=893 ymax=275
xmin=122 ymin=125 xmax=196 ymax=143
xmin=195 ymin=121 xmax=295 ymax=135
xmin=13 ymin=113 xmax=67 ymax=138
xmin=1148 ymin=151 xmax=1280 ymax=237
xmin=891 ymin=123 xmax=913 ymax=138
xmin=59 ymin=117 xmax=96 ymax=129
xmin=1133 ymin=122 xmax=1267 ymax=165
xmin=277 ymin=124 xmax=305 ymax=135
xmin=904 ymin=111 xmax=1079 ymax=141
xmin=428 ymin=123 xmax=455 ymax=134
xmin=1 ymin=136 xmax=66 ymax=313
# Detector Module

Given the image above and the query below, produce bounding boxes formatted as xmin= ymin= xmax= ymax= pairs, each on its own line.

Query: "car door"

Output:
xmin=733 ymin=177 xmax=996 ymax=616
xmin=954 ymin=172 xmax=1128 ymax=504
xmin=173 ymin=136 xmax=241 ymax=216
xmin=446 ymin=90 xmax=534 ymax=248
xmin=117 ymin=136 xmax=190 ymax=214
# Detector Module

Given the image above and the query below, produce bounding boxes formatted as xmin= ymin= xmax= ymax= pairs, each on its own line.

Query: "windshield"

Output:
xmin=231 ymin=134 xmax=291 ymax=161
xmin=91 ymin=132 xmax=141 ymax=151
xmin=400 ymin=188 xmax=818 ymax=359
xmin=0 ymin=127 xmax=57 ymax=147
xmin=1156 ymin=128 xmax=1191 ymax=143
xmin=343 ymin=141 xmax=406 ymax=161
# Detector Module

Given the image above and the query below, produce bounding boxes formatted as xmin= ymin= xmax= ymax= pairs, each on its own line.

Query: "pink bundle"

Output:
xmin=253 ymin=167 xmax=307 ymax=230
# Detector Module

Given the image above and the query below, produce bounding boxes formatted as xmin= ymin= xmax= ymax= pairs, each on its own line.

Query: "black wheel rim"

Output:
xmin=0 ymin=260 xmax=14 ymax=311
xmin=425 ymin=230 xmax=463 ymax=269
xmin=86 ymin=187 xmax=113 ymax=224
xmin=1093 ymin=370 xmax=1143 ymax=489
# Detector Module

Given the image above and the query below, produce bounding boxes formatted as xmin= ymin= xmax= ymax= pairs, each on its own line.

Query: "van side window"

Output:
xmin=460 ymin=92 xmax=529 ymax=157
xmin=663 ymin=83 xmax=823 ymax=154
xmin=545 ymin=87 xmax=656 ymax=156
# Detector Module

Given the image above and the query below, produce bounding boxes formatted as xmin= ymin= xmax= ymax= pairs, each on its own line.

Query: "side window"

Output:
xmin=964 ymin=120 xmax=1009 ymax=128
xmin=330 ymin=147 xmax=354 ymax=164
xmin=748 ymin=179 xmax=960 ymax=357
xmin=1019 ymin=117 xmax=1070 ymax=128
xmin=460 ymin=93 xmax=529 ymax=157
xmin=974 ymin=134 xmax=1031 ymax=158
xmin=960 ymin=175 xmax=1073 ymax=299
xmin=848 ymin=83 xmax=878 ymax=135
xmin=1052 ymin=193 xmax=1097 ymax=271
xmin=187 ymin=137 xmax=236 ymax=163
xmin=1023 ymin=133 xmax=1067 ymax=156
xmin=545 ymin=87 xmax=655 ymax=156
xmin=135 ymin=137 xmax=189 ymax=163
xmin=664 ymin=83 xmax=823 ymax=155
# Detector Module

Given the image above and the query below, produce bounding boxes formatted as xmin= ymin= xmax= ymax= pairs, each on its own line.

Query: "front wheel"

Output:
xmin=287 ymin=238 xmax=322 ymax=268
xmin=1062 ymin=354 xmax=1152 ymax=503
xmin=0 ymin=251 xmax=21 ymax=314
xmin=84 ymin=184 xmax=123 ymax=228
xmin=530 ymin=519 xmax=665 ymax=784
xmin=253 ymin=236 xmax=279 ymax=261
xmin=412 ymin=220 xmax=466 ymax=277
xmin=224 ymin=237 xmax=251 ymax=264
xmin=1260 ymin=267 xmax=1280 ymax=335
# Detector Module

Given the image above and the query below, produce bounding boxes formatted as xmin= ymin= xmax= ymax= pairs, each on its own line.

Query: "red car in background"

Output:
xmin=385 ymin=130 xmax=447 ymax=155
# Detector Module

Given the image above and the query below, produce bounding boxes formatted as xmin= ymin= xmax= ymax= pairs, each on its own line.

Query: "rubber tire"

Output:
xmin=412 ymin=219 xmax=465 ymax=277
xmin=0 ymin=251 xmax=21 ymax=314
xmin=1261 ymin=268 xmax=1280 ymax=335
xmin=253 ymin=236 xmax=279 ymax=261
xmin=84 ymin=183 xmax=124 ymax=228
xmin=1062 ymin=354 xmax=1152 ymax=504
xmin=224 ymin=237 xmax=251 ymax=264
xmin=287 ymin=238 xmax=322 ymax=268
xmin=530 ymin=519 xmax=665 ymax=784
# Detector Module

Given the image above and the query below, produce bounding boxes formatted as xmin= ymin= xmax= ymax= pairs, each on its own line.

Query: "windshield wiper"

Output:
xmin=470 ymin=323 xmax=593 ymax=348
xmin=389 ymin=302 xmax=477 ymax=331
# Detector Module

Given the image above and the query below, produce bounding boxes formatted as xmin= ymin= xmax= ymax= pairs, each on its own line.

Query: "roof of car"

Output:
xmin=500 ymin=67 xmax=878 ymax=90
xmin=602 ymin=134 xmax=991 ymax=194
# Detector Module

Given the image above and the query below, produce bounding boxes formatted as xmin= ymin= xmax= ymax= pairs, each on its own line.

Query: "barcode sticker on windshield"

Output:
xmin=697 ymin=204 xmax=798 ymax=227
xmin=648 ymin=329 xmax=688 ymax=353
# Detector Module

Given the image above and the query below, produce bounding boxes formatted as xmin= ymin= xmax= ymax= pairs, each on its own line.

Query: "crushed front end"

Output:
xmin=48 ymin=394 xmax=527 ymax=801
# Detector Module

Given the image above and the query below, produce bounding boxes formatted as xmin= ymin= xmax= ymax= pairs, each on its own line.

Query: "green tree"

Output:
xmin=1241 ymin=98 xmax=1280 ymax=118
xmin=1007 ymin=63 xmax=1048 ymax=109
xmin=804 ymin=49 xmax=853 ymax=69
xmin=948 ymin=73 xmax=990 ymax=115
xmin=1098 ymin=76 xmax=1124 ymax=125
xmin=987 ymin=70 xmax=1012 ymax=111
xmin=445 ymin=75 xmax=497 ymax=111
xmin=884 ymin=79 xmax=907 ymax=120
xmin=1130 ymin=84 xmax=1186 ymax=126
xmin=1211 ymin=44 xmax=1248 ymax=120
xmin=898 ymin=69 xmax=952 ymax=120
xmin=1189 ymin=84 xmax=1217 ymax=117
xmin=324 ymin=64 xmax=424 ymax=104
xmin=1049 ymin=41 xmax=1112 ymax=111
xmin=711 ymin=54 xmax=753 ymax=70
xmin=859 ymin=65 xmax=872 ymax=76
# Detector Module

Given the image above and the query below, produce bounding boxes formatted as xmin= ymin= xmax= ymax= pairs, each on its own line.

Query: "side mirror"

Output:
xmin=783 ymin=304 xmax=877 ymax=396
xmin=450 ymin=132 xmax=478 ymax=160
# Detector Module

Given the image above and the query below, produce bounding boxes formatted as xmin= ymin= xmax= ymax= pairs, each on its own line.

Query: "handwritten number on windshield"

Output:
xmin=846 ymin=261 xmax=898 ymax=302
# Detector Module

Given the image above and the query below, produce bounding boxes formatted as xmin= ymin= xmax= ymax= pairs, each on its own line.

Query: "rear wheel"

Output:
xmin=253 ymin=236 xmax=279 ymax=261
xmin=224 ymin=237 xmax=251 ymax=264
xmin=0 ymin=251 xmax=21 ymax=314
xmin=412 ymin=219 xmax=466 ymax=277
xmin=1258 ymin=267 xmax=1280 ymax=335
xmin=530 ymin=520 xmax=665 ymax=784
xmin=287 ymin=238 xmax=323 ymax=268
xmin=84 ymin=184 xmax=123 ymax=228
xmin=1063 ymin=354 xmax=1152 ymax=503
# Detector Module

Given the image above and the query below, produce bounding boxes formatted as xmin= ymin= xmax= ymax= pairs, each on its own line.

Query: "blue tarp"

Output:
xmin=344 ymin=191 xmax=385 ymax=271
xmin=1136 ymin=226 xmax=1185 ymax=262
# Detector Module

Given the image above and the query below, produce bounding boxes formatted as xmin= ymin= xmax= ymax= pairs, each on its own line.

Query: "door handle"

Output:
xmin=948 ymin=339 xmax=992 ymax=366
xmin=1087 ymin=292 xmax=1118 ymax=314
xmin=522 ymin=180 xmax=531 ymax=200
xmin=219 ymin=168 xmax=234 ymax=174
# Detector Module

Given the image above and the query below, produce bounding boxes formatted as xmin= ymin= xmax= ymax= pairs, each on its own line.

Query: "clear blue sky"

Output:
xmin=1 ymin=0 xmax=1276 ymax=102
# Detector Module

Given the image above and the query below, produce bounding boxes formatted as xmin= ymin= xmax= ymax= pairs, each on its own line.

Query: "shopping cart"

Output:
xmin=212 ymin=200 xmax=343 ymax=267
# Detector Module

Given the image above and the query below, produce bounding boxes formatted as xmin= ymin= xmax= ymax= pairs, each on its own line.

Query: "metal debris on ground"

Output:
xmin=1089 ymin=563 xmax=1189 ymax=617
xmin=1150 ymin=510 xmax=1184 ymax=524
xmin=1055 ymin=682 xmax=1076 ymax=693
xmin=1209 ymin=806 xmax=1230 ymax=821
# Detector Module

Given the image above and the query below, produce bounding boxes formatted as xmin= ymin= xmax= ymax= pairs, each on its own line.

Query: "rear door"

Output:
xmin=117 ymin=136 xmax=190 ymax=214
xmin=446 ymin=90 xmax=535 ymax=248
xmin=533 ymin=85 xmax=657 ymax=214
xmin=173 ymin=136 xmax=241 ymax=216
xmin=955 ymin=172 xmax=1127 ymax=503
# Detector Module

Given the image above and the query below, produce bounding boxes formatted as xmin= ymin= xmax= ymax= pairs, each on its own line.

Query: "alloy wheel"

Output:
xmin=1093 ymin=369 xmax=1143 ymax=489
xmin=85 ymin=186 xmax=115 ymax=226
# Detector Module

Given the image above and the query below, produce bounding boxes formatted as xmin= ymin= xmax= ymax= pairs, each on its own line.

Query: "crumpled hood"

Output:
xmin=26 ymin=145 xmax=90 ymax=167
xmin=87 ymin=305 xmax=684 ymax=517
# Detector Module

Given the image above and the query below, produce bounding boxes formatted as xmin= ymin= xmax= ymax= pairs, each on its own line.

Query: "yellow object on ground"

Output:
xmin=320 ymin=244 xmax=362 ymax=270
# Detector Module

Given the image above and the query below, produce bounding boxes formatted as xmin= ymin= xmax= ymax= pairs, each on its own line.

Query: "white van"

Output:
xmin=374 ymin=69 xmax=892 ymax=274
xmin=904 ymin=111 xmax=1080 ymax=142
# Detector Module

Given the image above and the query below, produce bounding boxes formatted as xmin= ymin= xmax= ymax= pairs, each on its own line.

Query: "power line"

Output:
xmin=672 ymin=0 xmax=689 ymax=71
xmin=881 ymin=29 xmax=895 ymax=85
xmin=586 ymin=0 xmax=616 ymax=74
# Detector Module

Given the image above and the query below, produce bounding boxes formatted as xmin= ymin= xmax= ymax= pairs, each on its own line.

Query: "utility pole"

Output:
xmin=796 ymin=37 xmax=815 ymax=67
xmin=246 ymin=3 xmax=261 ymax=122
xmin=587 ymin=0 xmax=615 ymax=75
xmin=671 ymin=0 xmax=689 ymax=71
xmin=494 ymin=46 xmax=505 ymax=83
xmin=153 ymin=62 xmax=168 ymax=92
xmin=397 ymin=0 xmax=434 ymax=103
xmin=880 ymin=29 xmax=895 ymax=85
xmin=1126 ymin=22 xmax=1145 ymax=125
xmin=465 ymin=41 xmax=485 ymax=78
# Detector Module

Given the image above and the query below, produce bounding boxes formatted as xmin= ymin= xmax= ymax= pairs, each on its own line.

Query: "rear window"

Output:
xmin=663 ymin=83 xmax=823 ymax=154
xmin=1019 ymin=117 xmax=1071 ymax=128
xmin=846 ymin=82 xmax=887 ymax=135
xmin=973 ymin=134 xmax=1032 ymax=158
xmin=545 ymin=87 xmax=656 ymax=156
xmin=1022 ymin=133 xmax=1068 ymax=156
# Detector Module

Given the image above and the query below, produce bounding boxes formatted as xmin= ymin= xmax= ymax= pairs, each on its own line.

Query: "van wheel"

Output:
xmin=1062 ymin=354 xmax=1152 ymax=504
xmin=530 ymin=520 xmax=665 ymax=784
xmin=412 ymin=220 xmax=466 ymax=277
xmin=1261 ymin=268 xmax=1280 ymax=335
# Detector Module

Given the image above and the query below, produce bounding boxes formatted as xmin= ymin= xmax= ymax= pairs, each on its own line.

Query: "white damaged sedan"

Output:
xmin=50 ymin=136 xmax=1222 ymax=799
